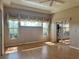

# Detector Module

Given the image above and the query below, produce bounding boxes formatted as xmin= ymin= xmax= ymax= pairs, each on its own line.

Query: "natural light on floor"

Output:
xmin=45 ymin=42 xmax=55 ymax=46
xmin=5 ymin=47 xmax=18 ymax=54
xmin=22 ymin=46 xmax=42 ymax=52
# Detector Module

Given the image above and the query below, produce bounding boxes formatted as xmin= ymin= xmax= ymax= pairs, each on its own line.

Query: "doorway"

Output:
xmin=56 ymin=21 xmax=70 ymax=44
xmin=56 ymin=22 xmax=62 ymax=43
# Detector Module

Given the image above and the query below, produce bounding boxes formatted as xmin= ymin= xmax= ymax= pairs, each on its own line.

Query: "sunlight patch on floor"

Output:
xmin=45 ymin=42 xmax=55 ymax=46
xmin=22 ymin=46 xmax=42 ymax=52
xmin=59 ymin=39 xmax=70 ymax=44
xmin=5 ymin=47 xmax=18 ymax=54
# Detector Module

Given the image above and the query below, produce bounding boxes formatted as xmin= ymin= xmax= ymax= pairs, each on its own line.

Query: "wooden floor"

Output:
xmin=1 ymin=42 xmax=79 ymax=59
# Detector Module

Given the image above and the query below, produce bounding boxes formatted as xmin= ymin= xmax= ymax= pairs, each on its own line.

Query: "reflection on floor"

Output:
xmin=45 ymin=42 xmax=55 ymax=46
xmin=5 ymin=42 xmax=44 ymax=54
xmin=5 ymin=42 xmax=55 ymax=54
xmin=1 ymin=42 xmax=79 ymax=59
xmin=5 ymin=47 xmax=18 ymax=54
xmin=59 ymin=39 xmax=70 ymax=44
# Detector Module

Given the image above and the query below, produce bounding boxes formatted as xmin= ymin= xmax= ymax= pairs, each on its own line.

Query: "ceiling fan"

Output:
xmin=40 ymin=0 xmax=64 ymax=6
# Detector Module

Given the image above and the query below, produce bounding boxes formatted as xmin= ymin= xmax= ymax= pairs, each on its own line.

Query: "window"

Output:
xmin=43 ymin=22 xmax=49 ymax=37
xmin=63 ymin=23 xmax=69 ymax=32
xmin=8 ymin=20 xmax=19 ymax=39
xmin=63 ymin=23 xmax=70 ymax=36
xmin=20 ymin=20 xmax=42 ymax=27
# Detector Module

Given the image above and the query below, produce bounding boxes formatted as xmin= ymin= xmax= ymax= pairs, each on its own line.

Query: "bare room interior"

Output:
xmin=0 ymin=0 xmax=79 ymax=59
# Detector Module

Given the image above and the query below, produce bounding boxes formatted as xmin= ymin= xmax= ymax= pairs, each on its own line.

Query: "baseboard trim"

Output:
xmin=17 ymin=40 xmax=46 ymax=46
xmin=70 ymin=45 xmax=79 ymax=50
xmin=5 ymin=40 xmax=47 ymax=48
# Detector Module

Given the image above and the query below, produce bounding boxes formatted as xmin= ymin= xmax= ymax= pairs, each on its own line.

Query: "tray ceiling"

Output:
xmin=2 ymin=0 xmax=79 ymax=13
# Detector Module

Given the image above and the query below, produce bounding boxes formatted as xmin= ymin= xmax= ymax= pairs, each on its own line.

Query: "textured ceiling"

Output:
xmin=2 ymin=0 xmax=79 ymax=13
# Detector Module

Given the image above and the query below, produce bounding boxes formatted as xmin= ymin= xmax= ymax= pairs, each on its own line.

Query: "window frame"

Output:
xmin=8 ymin=19 xmax=19 ymax=40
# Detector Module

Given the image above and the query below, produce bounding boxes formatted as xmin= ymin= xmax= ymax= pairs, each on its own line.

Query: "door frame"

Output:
xmin=0 ymin=4 xmax=5 ymax=55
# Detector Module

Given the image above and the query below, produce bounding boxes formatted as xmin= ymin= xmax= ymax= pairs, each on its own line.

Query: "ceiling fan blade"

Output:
xmin=40 ymin=0 xmax=49 ymax=3
xmin=50 ymin=0 xmax=54 ymax=6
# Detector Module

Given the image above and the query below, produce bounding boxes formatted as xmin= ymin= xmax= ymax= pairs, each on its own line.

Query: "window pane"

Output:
xmin=20 ymin=20 xmax=42 ymax=27
xmin=26 ymin=21 xmax=42 ymax=26
xmin=8 ymin=19 xmax=19 ymax=39
xmin=43 ymin=22 xmax=49 ymax=37
xmin=9 ymin=29 xmax=14 ymax=34
xmin=66 ymin=28 xmax=69 ymax=32
xmin=63 ymin=24 xmax=69 ymax=27
xmin=8 ymin=20 xmax=19 ymax=28
xmin=20 ymin=21 xmax=25 ymax=26
xmin=14 ymin=21 xmax=19 ymax=28
xmin=14 ymin=29 xmax=18 ymax=34
xmin=9 ymin=29 xmax=15 ymax=39
xmin=8 ymin=20 xmax=14 ymax=28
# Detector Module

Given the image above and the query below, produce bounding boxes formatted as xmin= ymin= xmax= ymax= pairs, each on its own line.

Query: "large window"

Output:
xmin=63 ymin=23 xmax=70 ymax=36
xmin=8 ymin=20 xmax=19 ymax=39
xmin=43 ymin=22 xmax=49 ymax=37
xmin=63 ymin=23 xmax=69 ymax=33
xmin=63 ymin=24 xmax=69 ymax=32
xmin=20 ymin=20 xmax=42 ymax=27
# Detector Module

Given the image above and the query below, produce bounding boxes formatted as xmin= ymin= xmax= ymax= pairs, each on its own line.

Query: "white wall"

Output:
xmin=52 ymin=5 xmax=79 ymax=48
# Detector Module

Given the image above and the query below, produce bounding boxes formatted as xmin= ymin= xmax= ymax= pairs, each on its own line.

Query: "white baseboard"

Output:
xmin=70 ymin=45 xmax=79 ymax=50
xmin=17 ymin=40 xmax=46 ymax=46
xmin=5 ymin=40 xmax=47 ymax=47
